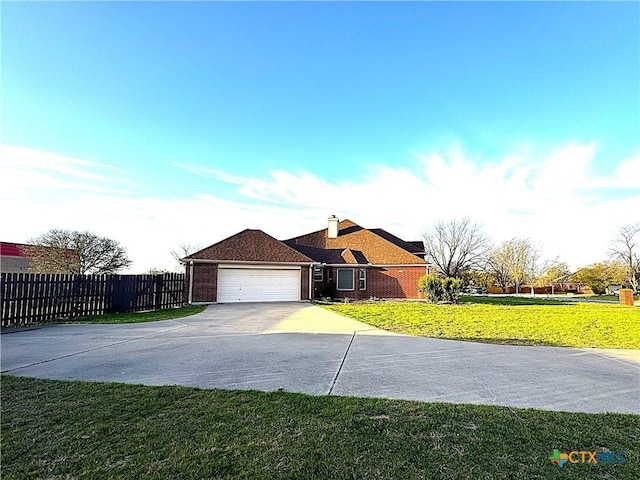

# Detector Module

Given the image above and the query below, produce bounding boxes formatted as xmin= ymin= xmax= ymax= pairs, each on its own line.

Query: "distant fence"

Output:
xmin=487 ymin=285 xmax=584 ymax=295
xmin=1 ymin=273 xmax=184 ymax=327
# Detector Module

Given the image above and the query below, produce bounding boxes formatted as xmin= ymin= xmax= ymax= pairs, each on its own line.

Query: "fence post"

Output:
xmin=154 ymin=275 xmax=163 ymax=310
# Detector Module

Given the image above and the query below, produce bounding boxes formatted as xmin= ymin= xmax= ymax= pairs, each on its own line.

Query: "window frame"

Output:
xmin=358 ymin=268 xmax=367 ymax=290
xmin=336 ymin=268 xmax=355 ymax=291
xmin=313 ymin=266 xmax=323 ymax=282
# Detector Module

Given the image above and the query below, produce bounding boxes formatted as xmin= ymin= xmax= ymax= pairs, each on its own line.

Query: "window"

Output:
xmin=359 ymin=268 xmax=366 ymax=290
xmin=313 ymin=266 xmax=323 ymax=282
xmin=337 ymin=268 xmax=354 ymax=291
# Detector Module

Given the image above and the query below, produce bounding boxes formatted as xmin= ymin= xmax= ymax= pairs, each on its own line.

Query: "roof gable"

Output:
xmin=285 ymin=220 xmax=426 ymax=265
xmin=186 ymin=229 xmax=314 ymax=263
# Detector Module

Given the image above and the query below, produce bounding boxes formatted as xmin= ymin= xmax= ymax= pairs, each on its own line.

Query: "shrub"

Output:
xmin=418 ymin=275 xmax=461 ymax=304
xmin=418 ymin=274 xmax=443 ymax=303
xmin=441 ymin=277 xmax=461 ymax=304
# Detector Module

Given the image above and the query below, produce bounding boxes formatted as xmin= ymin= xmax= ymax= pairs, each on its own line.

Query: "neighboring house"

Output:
xmin=0 ymin=242 xmax=32 ymax=273
xmin=1 ymin=241 xmax=79 ymax=274
xmin=183 ymin=216 xmax=428 ymax=303
xmin=607 ymin=285 xmax=623 ymax=296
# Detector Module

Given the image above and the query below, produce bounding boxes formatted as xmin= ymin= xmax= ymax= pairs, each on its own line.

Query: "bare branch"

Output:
xmin=609 ymin=222 xmax=640 ymax=291
xmin=26 ymin=230 xmax=131 ymax=274
xmin=170 ymin=243 xmax=202 ymax=267
xmin=422 ymin=218 xmax=490 ymax=278
xmin=485 ymin=238 xmax=540 ymax=293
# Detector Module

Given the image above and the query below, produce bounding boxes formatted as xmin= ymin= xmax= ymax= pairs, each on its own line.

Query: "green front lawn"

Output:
xmin=2 ymin=376 xmax=638 ymax=479
xmin=64 ymin=305 xmax=206 ymax=324
xmin=325 ymin=298 xmax=640 ymax=349
xmin=458 ymin=295 xmax=567 ymax=306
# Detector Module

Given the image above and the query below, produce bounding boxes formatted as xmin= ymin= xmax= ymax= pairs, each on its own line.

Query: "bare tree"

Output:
xmin=610 ymin=223 xmax=640 ymax=291
xmin=171 ymin=243 xmax=202 ymax=267
xmin=25 ymin=229 xmax=131 ymax=274
xmin=422 ymin=218 xmax=490 ymax=278
xmin=486 ymin=249 xmax=512 ymax=292
xmin=486 ymin=238 xmax=540 ymax=293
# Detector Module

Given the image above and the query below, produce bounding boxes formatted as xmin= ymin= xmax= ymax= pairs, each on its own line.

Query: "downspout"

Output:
xmin=308 ymin=264 xmax=313 ymax=301
xmin=188 ymin=261 xmax=194 ymax=305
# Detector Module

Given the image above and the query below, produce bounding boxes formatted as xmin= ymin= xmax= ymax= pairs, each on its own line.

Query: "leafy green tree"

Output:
xmin=571 ymin=261 xmax=628 ymax=294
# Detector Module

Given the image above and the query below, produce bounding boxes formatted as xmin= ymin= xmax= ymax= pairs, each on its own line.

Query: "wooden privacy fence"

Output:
xmin=1 ymin=273 xmax=184 ymax=327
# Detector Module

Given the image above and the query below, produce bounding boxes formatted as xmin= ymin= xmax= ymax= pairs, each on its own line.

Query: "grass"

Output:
xmin=2 ymin=376 xmax=638 ymax=479
xmin=325 ymin=297 xmax=640 ymax=349
xmin=457 ymin=295 xmax=567 ymax=306
xmin=586 ymin=294 xmax=640 ymax=302
xmin=590 ymin=295 xmax=622 ymax=302
xmin=56 ymin=305 xmax=206 ymax=324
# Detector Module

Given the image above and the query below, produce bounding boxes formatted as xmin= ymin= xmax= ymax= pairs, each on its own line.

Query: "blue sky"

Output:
xmin=1 ymin=1 xmax=639 ymax=272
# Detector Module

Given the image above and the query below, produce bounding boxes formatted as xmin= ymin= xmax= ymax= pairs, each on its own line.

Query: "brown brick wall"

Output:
xmin=367 ymin=266 xmax=426 ymax=299
xmin=189 ymin=263 xmax=218 ymax=303
xmin=301 ymin=266 xmax=310 ymax=300
xmin=329 ymin=265 xmax=427 ymax=300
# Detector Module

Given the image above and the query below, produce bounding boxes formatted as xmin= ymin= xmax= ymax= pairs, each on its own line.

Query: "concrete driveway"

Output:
xmin=2 ymin=303 xmax=639 ymax=414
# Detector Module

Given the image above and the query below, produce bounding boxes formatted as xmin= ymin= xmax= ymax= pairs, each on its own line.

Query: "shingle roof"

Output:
xmin=186 ymin=229 xmax=314 ymax=263
xmin=369 ymin=229 xmax=424 ymax=254
xmin=190 ymin=220 xmax=427 ymax=266
xmin=341 ymin=249 xmax=368 ymax=264
xmin=284 ymin=219 xmax=427 ymax=265
xmin=0 ymin=242 xmax=29 ymax=257
xmin=407 ymin=240 xmax=425 ymax=252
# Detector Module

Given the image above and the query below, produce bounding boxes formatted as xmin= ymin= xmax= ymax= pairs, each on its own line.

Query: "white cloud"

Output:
xmin=1 ymin=142 xmax=638 ymax=273
xmin=1 ymin=144 xmax=135 ymax=196
xmin=613 ymin=153 xmax=640 ymax=188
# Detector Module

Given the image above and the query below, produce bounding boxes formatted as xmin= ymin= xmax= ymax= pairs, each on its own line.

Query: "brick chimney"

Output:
xmin=328 ymin=215 xmax=339 ymax=239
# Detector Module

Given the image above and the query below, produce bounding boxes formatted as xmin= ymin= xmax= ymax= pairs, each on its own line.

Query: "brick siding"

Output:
xmin=301 ymin=266 xmax=310 ymax=300
xmin=188 ymin=263 xmax=218 ymax=303
xmin=323 ymin=265 xmax=426 ymax=300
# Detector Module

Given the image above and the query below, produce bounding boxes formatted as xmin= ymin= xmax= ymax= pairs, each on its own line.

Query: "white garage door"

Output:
xmin=217 ymin=267 xmax=301 ymax=303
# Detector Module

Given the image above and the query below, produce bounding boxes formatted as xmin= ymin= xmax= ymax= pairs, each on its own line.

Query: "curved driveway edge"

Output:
xmin=2 ymin=303 xmax=638 ymax=414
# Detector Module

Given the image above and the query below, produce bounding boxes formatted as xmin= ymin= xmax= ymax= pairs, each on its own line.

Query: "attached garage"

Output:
xmin=217 ymin=266 xmax=301 ymax=303
xmin=183 ymin=229 xmax=314 ymax=303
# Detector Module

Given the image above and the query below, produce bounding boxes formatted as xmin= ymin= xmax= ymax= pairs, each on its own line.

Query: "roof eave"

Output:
xmin=180 ymin=259 xmax=319 ymax=265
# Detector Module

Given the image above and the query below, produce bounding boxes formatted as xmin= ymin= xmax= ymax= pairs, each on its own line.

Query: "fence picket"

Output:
xmin=1 ymin=273 xmax=185 ymax=327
